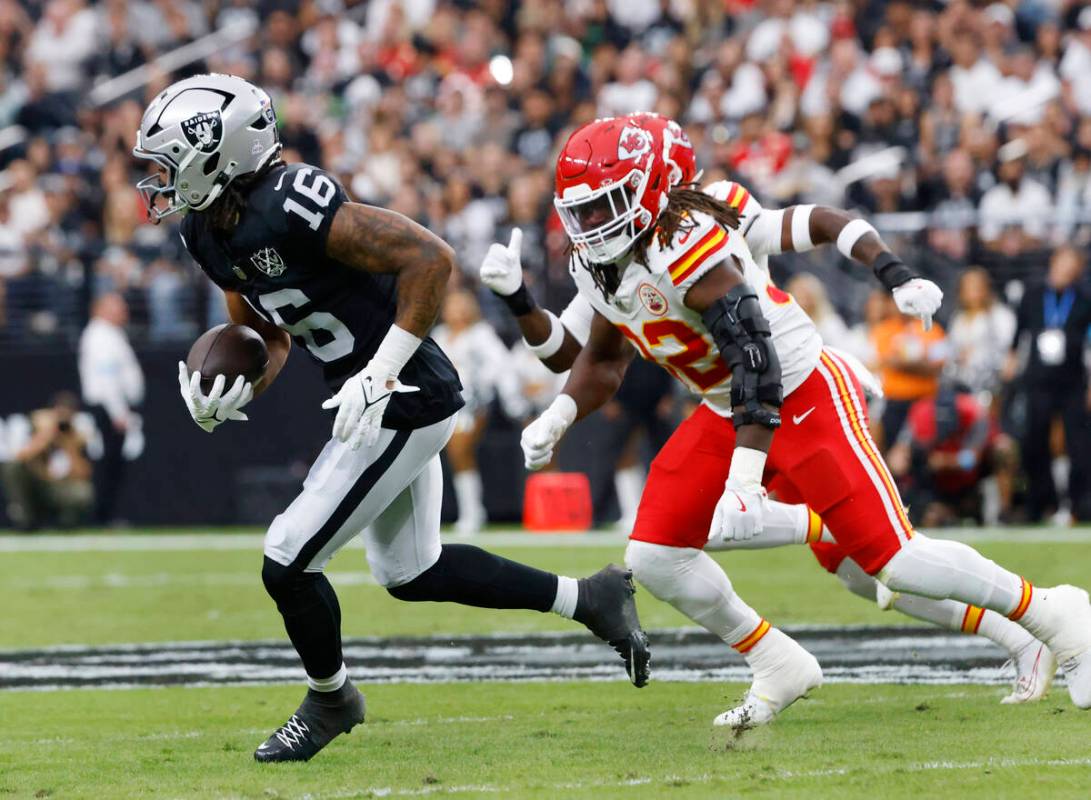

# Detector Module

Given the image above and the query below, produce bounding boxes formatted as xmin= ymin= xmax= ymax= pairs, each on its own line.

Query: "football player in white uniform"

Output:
xmin=483 ymin=113 xmax=1054 ymax=707
xmin=488 ymin=114 xmax=1091 ymax=726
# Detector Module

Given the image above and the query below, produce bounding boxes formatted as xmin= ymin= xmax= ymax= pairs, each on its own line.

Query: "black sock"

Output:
xmin=262 ymin=556 xmax=343 ymax=679
xmin=387 ymin=544 xmax=558 ymax=612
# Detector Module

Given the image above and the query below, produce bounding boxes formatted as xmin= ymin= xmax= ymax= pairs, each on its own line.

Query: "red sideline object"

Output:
xmin=523 ymin=472 xmax=592 ymax=532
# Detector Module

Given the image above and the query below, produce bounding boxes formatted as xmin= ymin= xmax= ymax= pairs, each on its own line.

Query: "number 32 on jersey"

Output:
xmin=617 ymin=319 xmax=730 ymax=392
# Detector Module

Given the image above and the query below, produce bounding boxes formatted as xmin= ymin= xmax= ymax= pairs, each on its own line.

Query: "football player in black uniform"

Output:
xmin=133 ymin=74 xmax=649 ymax=763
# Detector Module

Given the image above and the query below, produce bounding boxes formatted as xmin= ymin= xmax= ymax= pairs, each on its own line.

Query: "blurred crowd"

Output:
xmin=0 ymin=0 xmax=1090 ymax=527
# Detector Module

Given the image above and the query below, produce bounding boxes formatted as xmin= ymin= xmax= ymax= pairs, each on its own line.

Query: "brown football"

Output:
xmin=186 ymin=323 xmax=269 ymax=394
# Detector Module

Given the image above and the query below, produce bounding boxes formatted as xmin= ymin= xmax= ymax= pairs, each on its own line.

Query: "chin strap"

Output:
xmin=701 ymin=282 xmax=783 ymax=430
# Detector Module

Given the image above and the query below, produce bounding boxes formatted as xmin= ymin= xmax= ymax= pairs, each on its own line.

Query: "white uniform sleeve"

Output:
xmin=558 ymin=293 xmax=595 ymax=347
xmin=704 ymin=180 xmax=783 ymax=259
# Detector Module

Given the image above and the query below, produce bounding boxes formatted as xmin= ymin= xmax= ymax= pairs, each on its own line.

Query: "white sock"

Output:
xmin=453 ymin=471 xmax=484 ymax=529
xmin=837 ymin=554 xmax=1033 ymax=653
xmin=308 ymin=662 xmax=348 ymax=692
xmin=551 ymin=575 xmax=579 ymax=618
xmin=878 ymin=534 xmax=1023 ymax=615
xmin=976 ymin=608 xmax=1036 ymax=654
xmin=614 ymin=466 xmax=644 ymax=527
xmin=625 ymin=540 xmax=763 ymax=645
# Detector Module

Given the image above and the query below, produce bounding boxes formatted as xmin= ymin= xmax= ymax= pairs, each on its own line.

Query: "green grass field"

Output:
xmin=3 ymin=528 xmax=1091 ymax=799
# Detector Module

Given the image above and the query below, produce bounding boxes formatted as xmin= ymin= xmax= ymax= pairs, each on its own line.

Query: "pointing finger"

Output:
xmin=507 ymin=227 xmax=522 ymax=258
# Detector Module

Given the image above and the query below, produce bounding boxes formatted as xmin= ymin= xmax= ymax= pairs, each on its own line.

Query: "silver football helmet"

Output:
xmin=133 ymin=73 xmax=281 ymax=221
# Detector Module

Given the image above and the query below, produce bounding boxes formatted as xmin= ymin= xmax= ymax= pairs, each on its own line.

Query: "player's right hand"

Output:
xmin=479 ymin=227 xmax=523 ymax=296
xmin=322 ymin=361 xmax=419 ymax=450
xmin=708 ymin=479 xmax=768 ymax=547
xmin=177 ymin=361 xmax=252 ymax=433
xmin=520 ymin=394 xmax=577 ymax=470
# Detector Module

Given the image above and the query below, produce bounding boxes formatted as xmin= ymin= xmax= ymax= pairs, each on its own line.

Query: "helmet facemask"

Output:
xmin=555 ymin=167 xmax=653 ymax=265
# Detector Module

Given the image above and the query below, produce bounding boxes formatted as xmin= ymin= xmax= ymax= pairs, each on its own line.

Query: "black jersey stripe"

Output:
xmin=289 ymin=429 xmax=413 ymax=571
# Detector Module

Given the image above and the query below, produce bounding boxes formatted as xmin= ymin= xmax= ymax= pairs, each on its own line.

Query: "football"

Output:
xmin=186 ymin=323 xmax=269 ymax=394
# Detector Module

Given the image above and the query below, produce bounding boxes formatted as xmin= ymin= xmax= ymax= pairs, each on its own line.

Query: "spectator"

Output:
xmin=1005 ymin=245 xmax=1091 ymax=522
xmin=978 ymin=139 xmax=1053 ymax=252
xmin=78 ymin=293 xmax=143 ymax=525
xmin=1 ymin=391 xmax=93 ymax=530
xmin=786 ymin=272 xmax=858 ymax=354
xmin=948 ymin=268 xmax=1017 ymax=396
xmin=887 ymin=383 xmax=1015 ymax=527
xmin=870 ymin=294 xmax=949 ymax=446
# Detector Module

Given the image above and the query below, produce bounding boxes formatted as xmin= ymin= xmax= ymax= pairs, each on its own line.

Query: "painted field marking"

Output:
xmin=2 ymin=527 xmax=1090 ymax=553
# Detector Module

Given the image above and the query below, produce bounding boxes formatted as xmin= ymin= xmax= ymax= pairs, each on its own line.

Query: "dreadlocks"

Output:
xmin=206 ymin=158 xmax=285 ymax=233
xmin=635 ymin=184 xmax=741 ymax=267
xmin=581 ymin=183 xmax=743 ymax=301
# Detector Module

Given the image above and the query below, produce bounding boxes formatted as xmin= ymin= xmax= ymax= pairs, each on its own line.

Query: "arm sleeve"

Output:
xmin=558 ymin=293 xmax=595 ymax=347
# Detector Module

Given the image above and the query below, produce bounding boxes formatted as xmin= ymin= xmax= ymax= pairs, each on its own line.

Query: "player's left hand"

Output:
xmin=892 ymin=278 xmax=943 ymax=330
xmin=322 ymin=362 xmax=419 ymax=450
xmin=708 ymin=479 xmax=768 ymax=547
xmin=520 ymin=395 xmax=577 ymax=470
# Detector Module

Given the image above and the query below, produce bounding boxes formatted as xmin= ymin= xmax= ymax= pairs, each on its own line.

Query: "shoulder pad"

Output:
xmin=645 ymin=209 xmax=732 ymax=288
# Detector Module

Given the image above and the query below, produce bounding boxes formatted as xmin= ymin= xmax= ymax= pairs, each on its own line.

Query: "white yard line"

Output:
xmin=2 ymin=527 xmax=1090 ymax=553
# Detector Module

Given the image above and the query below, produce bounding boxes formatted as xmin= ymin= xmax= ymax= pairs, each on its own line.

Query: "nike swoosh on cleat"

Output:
xmin=792 ymin=407 xmax=816 ymax=425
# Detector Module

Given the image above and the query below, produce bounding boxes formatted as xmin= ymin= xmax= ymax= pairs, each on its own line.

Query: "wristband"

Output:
xmin=370 ymin=324 xmax=423 ymax=378
xmin=836 ymin=218 xmax=877 ymax=259
xmin=727 ymin=446 xmax=767 ymax=490
xmin=791 ymin=204 xmax=815 ymax=251
xmin=871 ymin=251 xmax=916 ymax=290
xmin=525 ymin=311 xmax=565 ymax=360
xmin=499 ymin=282 xmax=537 ymax=316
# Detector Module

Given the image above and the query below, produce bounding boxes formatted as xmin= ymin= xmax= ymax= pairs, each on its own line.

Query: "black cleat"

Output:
xmin=575 ymin=564 xmax=651 ymax=688
xmin=253 ymin=680 xmax=366 ymax=763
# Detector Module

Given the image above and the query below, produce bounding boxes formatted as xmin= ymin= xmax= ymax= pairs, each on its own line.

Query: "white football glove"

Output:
xmin=708 ymin=479 xmax=769 ymax=547
xmin=322 ymin=361 xmax=419 ymax=450
xmin=177 ymin=361 xmax=253 ymax=433
xmin=892 ymin=278 xmax=943 ymax=330
xmin=520 ymin=394 xmax=577 ymax=470
xmin=479 ymin=227 xmax=523 ymax=296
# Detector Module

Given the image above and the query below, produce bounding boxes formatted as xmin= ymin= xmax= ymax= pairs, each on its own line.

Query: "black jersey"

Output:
xmin=179 ymin=162 xmax=463 ymax=430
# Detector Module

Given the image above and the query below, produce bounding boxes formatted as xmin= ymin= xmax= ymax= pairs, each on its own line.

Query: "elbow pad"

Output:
xmin=700 ymin=283 xmax=783 ymax=430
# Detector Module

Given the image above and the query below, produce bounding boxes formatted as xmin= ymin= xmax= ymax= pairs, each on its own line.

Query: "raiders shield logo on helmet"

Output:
xmin=182 ymin=110 xmax=223 ymax=154
xmin=250 ymin=247 xmax=286 ymax=277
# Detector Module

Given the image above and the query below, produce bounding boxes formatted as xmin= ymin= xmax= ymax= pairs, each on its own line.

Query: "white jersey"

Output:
xmin=564 ymin=181 xmax=822 ymax=416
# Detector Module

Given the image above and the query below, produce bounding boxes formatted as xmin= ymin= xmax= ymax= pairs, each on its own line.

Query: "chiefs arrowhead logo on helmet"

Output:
xmin=617 ymin=125 xmax=653 ymax=163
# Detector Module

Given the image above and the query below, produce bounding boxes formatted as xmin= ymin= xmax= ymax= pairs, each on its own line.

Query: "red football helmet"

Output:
xmin=626 ymin=112 xmax=698 ymax=189
xmin=554 ymin=117 xmax=673 ymax=264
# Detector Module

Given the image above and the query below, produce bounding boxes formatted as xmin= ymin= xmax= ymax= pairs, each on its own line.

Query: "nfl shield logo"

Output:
xmin=250 ymin=247 xmax=286 ymax=277
xmin=181 ymin=110 xmax=224 ymax=154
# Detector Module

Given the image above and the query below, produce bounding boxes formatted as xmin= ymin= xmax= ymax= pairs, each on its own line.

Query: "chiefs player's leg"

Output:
xmin=627 ymin=406 xmax=821 ymax=728
xmin=743 ymin=464 xmax=1054 ymax=703
xmin=783 ymin=351 xmax=1086 ymax=705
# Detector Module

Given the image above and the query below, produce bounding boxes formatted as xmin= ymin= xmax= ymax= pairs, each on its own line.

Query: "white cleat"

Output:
xmin=1000 ymin=640 xmax=1056 ymax=704
xmin=713 ymin=630 xmax=823 ymax=729
xmin=1032 ymin=585 xmax=1091 ymax=708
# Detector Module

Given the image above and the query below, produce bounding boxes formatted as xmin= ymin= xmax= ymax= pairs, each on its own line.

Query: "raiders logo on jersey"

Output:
xmin=250 ymin=247 xmax=286 ymax=277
